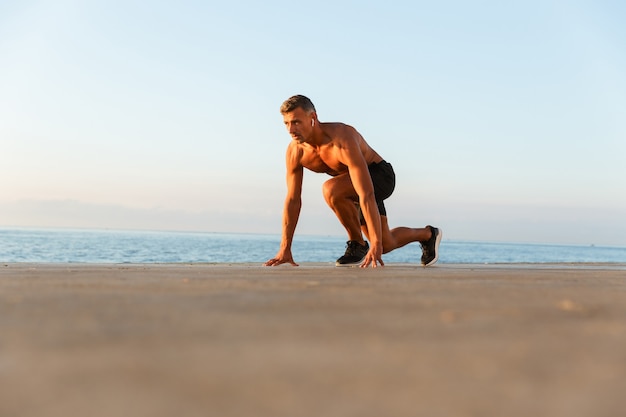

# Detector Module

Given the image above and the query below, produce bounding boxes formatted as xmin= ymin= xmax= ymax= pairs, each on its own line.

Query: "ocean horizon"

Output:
xmin=1 ymin=227 xmax=625 ymax=265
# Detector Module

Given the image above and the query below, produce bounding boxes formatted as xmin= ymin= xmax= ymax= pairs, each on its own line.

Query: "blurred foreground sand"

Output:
xmin=1 ymin=263 xmax=625 ymax=417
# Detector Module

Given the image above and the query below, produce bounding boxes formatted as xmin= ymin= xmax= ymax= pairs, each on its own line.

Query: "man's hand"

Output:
xmin=264 ymin=249 xmax=299 ymax=267
xmin=361 ymin=243 xmax=384 ymax=268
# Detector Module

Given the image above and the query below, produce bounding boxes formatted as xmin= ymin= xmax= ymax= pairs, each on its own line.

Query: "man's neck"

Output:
xmin=306 ymin=124 xmax=331 ymax=147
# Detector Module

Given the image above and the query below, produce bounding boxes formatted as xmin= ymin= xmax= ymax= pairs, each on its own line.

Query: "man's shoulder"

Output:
xmin=323 ymin=122 xmax=358 ymax=142
xmin=286 ymin=140 xmax=305 ymax=155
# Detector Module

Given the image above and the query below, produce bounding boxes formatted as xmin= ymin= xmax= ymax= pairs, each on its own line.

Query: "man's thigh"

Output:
xmin=323 ymin=173 xmax=357 ymax=199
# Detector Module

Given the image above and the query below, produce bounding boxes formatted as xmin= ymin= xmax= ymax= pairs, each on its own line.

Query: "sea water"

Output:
xmin=1 ymin=228 xmax=625 ymax=264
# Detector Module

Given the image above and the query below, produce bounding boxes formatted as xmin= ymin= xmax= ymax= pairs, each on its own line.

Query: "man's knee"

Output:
xmin=322 ymin=177 xmax=349 ymax=203
xmin=322 ymin=178 xmax=336 ymax=203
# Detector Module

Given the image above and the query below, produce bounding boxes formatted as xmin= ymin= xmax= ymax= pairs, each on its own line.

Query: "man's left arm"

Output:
xmin=340 ymin=136 xmax=384 ymax=268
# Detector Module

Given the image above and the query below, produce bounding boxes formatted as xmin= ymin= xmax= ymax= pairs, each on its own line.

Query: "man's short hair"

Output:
xmin=280 ymin=95 xmax=316 ymax=114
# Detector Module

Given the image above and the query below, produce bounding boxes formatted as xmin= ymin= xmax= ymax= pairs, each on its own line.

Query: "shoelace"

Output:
xmin=345 ymin=241 xmax=365 ymax=256
xmin=345 ymin=241 xmax=357 ymax=255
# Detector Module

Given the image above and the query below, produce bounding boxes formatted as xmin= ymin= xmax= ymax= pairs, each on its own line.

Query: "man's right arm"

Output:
xmin=264 ymin=143 xmax=303 ymax=266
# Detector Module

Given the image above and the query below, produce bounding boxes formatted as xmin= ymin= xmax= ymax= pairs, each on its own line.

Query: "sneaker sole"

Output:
xmin=335 ymin=262 xmax=364 ymax=267
xmin=423 ymin=228 xmax=442 ymax=267
xmin=335 ymin=257 xmax=366 ymax=267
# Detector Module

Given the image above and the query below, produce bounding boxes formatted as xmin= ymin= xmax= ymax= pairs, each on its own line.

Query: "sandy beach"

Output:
xmin=1 ymin=263 xmax=625 ymax=417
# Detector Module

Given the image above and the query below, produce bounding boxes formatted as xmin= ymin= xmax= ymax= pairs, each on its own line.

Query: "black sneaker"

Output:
xmin=336 ymin=240 xmax=369 ymax=267
xmin=420 ymin=226 xmax=442 ymax=267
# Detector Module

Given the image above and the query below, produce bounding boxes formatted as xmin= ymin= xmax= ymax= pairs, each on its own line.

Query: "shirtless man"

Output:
xmin=264 ymin=95 xmax=441 ymax=268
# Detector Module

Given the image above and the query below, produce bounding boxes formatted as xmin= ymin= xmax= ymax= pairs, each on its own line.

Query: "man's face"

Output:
xmin=282 ymin=107 xmax=314 ymax=143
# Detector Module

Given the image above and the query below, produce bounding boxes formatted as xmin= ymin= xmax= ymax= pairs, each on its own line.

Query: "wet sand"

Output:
xmin=1 ymin=263 xmax=626 ymax=417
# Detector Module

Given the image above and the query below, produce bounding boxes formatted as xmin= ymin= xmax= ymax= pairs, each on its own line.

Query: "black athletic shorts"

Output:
xmin=359 ymin=160 xmax=395 ymax=224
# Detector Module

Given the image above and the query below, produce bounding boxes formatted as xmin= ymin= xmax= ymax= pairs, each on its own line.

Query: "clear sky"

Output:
xmin=2 ymin=0 xmax=625 ymax=246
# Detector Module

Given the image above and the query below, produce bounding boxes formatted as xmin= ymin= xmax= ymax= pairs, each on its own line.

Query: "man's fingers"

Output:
xmin=361 ymin=256 xmax=384 ymax=268
xmin=264 ymin=258 xmax=299 ymax=267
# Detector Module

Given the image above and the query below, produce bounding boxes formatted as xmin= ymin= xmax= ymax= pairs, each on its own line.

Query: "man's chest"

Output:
xmin=300 ymin=147 xmax=346 ymax=175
